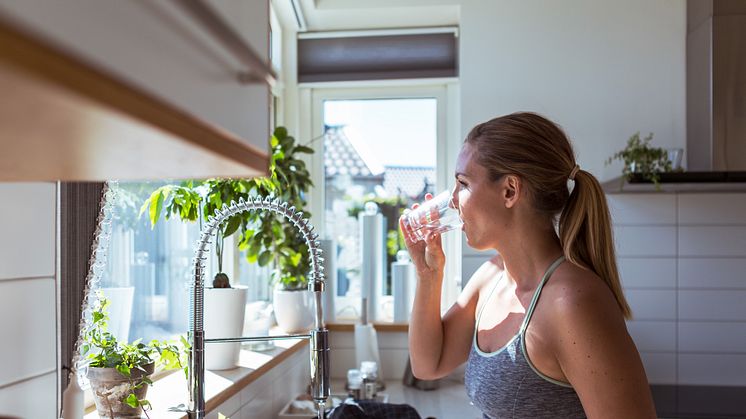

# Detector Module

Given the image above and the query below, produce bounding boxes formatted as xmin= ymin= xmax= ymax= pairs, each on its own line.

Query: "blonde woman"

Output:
xmin=401 ymin=113 xmax=656 ymax=419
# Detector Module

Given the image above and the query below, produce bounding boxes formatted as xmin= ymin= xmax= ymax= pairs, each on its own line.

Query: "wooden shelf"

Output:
xmin=0 ymin=17 xmax=268 ymax=181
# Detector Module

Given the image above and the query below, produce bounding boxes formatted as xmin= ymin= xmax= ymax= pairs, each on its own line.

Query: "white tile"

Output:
xmin=679 ymin=354 xmax=746 ymax=386
xmin=626 ymin=290 xmax=676 ymax=320
xmin=639 ymin=352 xmax=677 ymax=385
xmin=679 ymin=226 xmax=746 ymax=257
xmin=678 ymin=258 xmax=746 ymax=288
xmin=678 ymin=322 xmax=746 ymax=353
xmin=379 ymin=348 xmax=409 ymax=383
xmin=330 ymin=348 xmax=355 ymax=380
xmin=208 ymin=392 xmax=240 ymax=419
xmin=0 ymin=278 xmax=56 ymax=386
xmin=678 ymin=193 xmax=746 ymax=224
xmin=618 ymin=258 xmax=676 ymax=288
xmin=607 ymin=194 xmax=677 ymax=225
xmin=0 ymin=183 xmax=55 ymax=280
xmin=614 ymin=226 xmax=676 ymax=257
xmin=377 ymin=331 xmax=407 ymax=349
xmin=626 ymin=321 xmax=676 ymax=352
xmin=329 ymin=330 xmax=354 ymax=348
xmin=679 ymin=290 xmax=746 ymax=321
xmin=240 ymin=383 xmax=273 ymax=419
xmin=272 ymin=358 xmax=311 ymax=416
xmin=0 ymin=371 xmax=56 ymax=419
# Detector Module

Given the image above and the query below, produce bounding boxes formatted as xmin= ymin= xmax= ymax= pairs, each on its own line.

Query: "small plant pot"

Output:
xmin=273 ymin=288 xmax=313 ymax=333
xmin=204 ymin=285 xmax=248 ymax=370
xmin=87 ymin=363 xmax=155 ymax=418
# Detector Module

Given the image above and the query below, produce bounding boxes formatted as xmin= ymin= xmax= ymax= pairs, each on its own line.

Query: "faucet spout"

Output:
xmin=187 ymin=197 xmax=330 ymax=419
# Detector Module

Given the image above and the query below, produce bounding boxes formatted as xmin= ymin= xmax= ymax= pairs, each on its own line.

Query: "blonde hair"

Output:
xmin=465 ymin=112 xmax=631 ymax=319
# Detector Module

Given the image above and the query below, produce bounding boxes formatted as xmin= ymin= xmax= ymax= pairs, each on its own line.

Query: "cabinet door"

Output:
xmin=0 ymin=0 xmax=270 ymax=157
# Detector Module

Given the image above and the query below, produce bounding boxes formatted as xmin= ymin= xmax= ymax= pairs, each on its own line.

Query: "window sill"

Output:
xmin=326 ymin=321 xmax=408 ymax=333
xmin=83 ymin=338 xmax=308 ymax=418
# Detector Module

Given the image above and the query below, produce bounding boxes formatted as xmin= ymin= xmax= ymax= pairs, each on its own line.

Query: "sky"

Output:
xmin=323 ymin=98 xmax=437 ymax=172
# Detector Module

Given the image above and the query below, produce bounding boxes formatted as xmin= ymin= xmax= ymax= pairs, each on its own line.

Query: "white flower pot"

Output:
xmin=273 ymin=288 xmax=313 ymax=333
xmin=204 ymin=285 xmax=248 ymax=370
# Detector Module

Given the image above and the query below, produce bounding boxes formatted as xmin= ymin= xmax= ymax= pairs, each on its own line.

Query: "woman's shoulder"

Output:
xmin=541 ymin=261 xmax=623 ymax=319
xmin=470 ymin=253 xmax=505 ymax=289
xmin=461 ymin=253 xmax=505 ymax=301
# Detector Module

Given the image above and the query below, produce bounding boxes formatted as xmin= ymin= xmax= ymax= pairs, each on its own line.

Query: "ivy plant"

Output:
xmin=605 ymin=132 xmax=672 ymax=189
xmin=83 ymin=292 xmax=187 ymax=417
xmin=140 ymin=127 xmax=316 ymax=290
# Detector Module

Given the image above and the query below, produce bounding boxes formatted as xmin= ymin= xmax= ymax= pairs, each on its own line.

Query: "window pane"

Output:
xmin=100 ymin=182 xmax=272 ymax=346
xmin=323 ymin=98 xmax=437 ymax=322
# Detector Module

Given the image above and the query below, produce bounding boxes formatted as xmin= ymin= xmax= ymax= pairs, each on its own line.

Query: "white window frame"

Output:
xmin=297 ymin=79 xmax=462 ymax=313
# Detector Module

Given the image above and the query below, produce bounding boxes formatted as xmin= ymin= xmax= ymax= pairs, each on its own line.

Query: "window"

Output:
xmin=99 ymin=181 xmax=271 ymax=345
xmin=307 ymin=84 xmax=461 ymax=322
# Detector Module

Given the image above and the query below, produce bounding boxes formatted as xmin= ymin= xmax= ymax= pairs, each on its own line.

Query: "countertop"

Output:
xmin=602 ymin=176 xmax=746 ymax=194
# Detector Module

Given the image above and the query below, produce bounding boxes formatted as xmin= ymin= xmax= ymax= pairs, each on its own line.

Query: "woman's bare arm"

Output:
xmin=551 ymin=277 xmax=656 ymax=418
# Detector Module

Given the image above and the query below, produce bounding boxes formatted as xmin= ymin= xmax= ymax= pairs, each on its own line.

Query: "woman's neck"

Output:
xmin=497 ymin=219 xmax=563 ymax=293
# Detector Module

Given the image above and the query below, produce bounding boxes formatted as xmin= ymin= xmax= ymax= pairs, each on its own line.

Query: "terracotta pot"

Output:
xmin=87 ymin=363 xmax=155 ymax=418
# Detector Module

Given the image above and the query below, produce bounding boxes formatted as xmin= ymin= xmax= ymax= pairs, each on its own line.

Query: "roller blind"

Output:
xmin=298 ymin=30 xmax=458 ymax=83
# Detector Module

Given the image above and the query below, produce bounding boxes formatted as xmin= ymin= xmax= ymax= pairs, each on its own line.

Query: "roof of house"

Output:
xmin=323 ymin=126 xmax=375 ymax=178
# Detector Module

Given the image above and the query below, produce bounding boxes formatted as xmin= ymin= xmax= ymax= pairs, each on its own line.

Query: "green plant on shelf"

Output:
xmin=605 ymin=132 xmax=673 ymax=189
xmin=83 ymin=292 xmax=187 ymax=417
xmin=140 ymin=127 xmax=316 ymax=291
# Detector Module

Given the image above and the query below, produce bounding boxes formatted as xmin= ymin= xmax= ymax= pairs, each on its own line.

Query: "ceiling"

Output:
xmin=273 ymin=0 xmax=461 ymax=33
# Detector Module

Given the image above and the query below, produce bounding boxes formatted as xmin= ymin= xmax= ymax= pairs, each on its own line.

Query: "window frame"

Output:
xmin=298 ymin=80 xmax=463 ymax=316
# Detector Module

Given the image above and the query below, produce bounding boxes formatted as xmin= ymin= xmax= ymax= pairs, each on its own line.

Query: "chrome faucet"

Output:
xmin=187 ymin=196 xmax=330 ymax=419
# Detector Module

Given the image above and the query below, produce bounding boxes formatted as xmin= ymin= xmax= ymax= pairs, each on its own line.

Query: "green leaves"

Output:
xmin=84 ymin=294 xmax=189 ymax=414
xmin=139 ymin=126 xmax=316 ymax=291
xmin=606 ymin=132 xmax=673 ymax=189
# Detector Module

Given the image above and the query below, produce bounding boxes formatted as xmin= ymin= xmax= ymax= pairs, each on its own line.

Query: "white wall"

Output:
xmin=0 ymin=183 xmax=57 ymax=418
xmin=459 ymin=0 xmax=687 ymax=181
xmin=608 ymin=192 xmax=746 ymax=387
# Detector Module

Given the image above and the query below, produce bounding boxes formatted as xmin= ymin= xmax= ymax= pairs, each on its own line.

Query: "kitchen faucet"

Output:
xmin=187 ymin=196 xmax=330 ymax=419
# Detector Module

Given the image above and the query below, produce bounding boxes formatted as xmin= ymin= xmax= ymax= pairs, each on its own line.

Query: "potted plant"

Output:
xmin=141 ymin=127 xmax=317 ymax=336
xmin=83 ymin=293 xmax=186 ymax=418
xmin=605 ymin=132 xmax=673 ymax=189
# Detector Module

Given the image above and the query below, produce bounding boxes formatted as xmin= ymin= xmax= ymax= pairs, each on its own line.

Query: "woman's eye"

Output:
xmin=458 ymin=180 xmax=468 ymax=187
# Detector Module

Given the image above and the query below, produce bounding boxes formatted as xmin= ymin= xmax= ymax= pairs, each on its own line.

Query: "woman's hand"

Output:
xmin=399 ymin=194 xmax=446 ymax=280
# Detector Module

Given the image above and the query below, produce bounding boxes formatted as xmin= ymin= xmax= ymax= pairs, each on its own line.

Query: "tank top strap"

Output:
xmin=519 ymin=255 xmax=566 ymax=333
xmin=473 ymin=270 xmax=505 ymax=344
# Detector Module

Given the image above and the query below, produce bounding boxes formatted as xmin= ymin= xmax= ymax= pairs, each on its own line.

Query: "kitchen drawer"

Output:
xmin=625 ymin=289 xmax=676 ymax=320
xmin=0 ymin=0 xmax=270 ymax=155
xmin=679 ymin=290 xmax=746 ymax=321
xmin=626 ymin=320 xmax=676 ymax=352
xmin=678 ymin=258 xmax=746 ymax=289
xmin=678 ymin=321 xmax=746 ymax=353
xmin=639 ymin=352 xmax=676 ymax=385
xmin=0 ymin=183 xmax=55 ymax=280
xmin=618 ymin=257 xmax=676 ymax=288
xmin=678 ymin=193 xmax=746 ymax=225
xmin=679 ymin=226 xmax=746 ymax=257
xmin=679 ymin=354 xmax=746 ymax=386
xmin=607 ymin=194 xmax=676 ymax=225
xmin=613 ymin=226 xmax=676 ymax=257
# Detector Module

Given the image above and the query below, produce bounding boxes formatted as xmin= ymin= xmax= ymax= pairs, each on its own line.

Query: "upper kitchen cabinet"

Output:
xmin=0 ymin=0 xmax=272 ymax=181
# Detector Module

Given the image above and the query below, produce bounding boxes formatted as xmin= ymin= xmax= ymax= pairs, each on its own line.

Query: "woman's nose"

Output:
xmin=449 ymin=187 xmax=458 ymax=209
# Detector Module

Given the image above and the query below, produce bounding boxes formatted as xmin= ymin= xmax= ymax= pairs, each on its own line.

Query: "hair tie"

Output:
xmin=568 ymin=164 xmax=580 ymax=181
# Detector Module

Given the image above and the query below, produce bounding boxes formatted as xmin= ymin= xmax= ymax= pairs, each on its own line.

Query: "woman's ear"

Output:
xmin=503 ymin=175 xmax=521 ymax=208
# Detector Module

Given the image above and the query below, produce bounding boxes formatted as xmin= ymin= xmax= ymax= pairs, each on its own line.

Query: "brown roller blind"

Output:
xmin=298 ymin=31 xmax=458 ymax=82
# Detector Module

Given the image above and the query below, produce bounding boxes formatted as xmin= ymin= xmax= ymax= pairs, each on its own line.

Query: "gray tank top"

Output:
xmin=464 ymin=256 xmax=587 ymax=419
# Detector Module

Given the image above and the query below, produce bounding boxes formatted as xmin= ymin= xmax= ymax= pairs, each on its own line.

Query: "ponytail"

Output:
xmin=559 ymin=170 xmax=631 ymax=319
